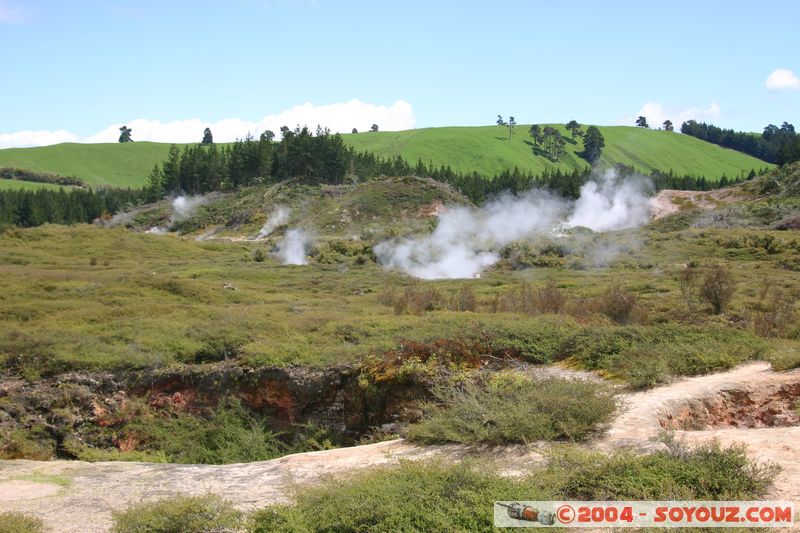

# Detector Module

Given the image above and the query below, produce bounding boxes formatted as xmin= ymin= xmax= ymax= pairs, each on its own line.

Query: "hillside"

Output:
xmin=0 ymin=125 xmax=773 ymax=189
xmin=0 ymin=179 xmax=67 ymax=191
xmin=344 ymin=125 xmax=771 ymax=181
xmin=0 ymin=142 xmax=174 ymax=188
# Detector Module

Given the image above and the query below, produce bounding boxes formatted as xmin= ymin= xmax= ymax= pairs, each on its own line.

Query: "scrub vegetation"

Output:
xmin=0 ymin=161 xmax=798 ymax=484
xmin=109 ymin=439 xmax=777 ymax=533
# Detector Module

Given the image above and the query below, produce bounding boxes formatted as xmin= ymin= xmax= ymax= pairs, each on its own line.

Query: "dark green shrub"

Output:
xmin=252 ymin=248 xmax=267 ymax=262
xmin=486 ymin=316 xmax=575 ymax=363
xmin=557 ymin=439 xmax=778 ymax=500
xmin=407 ymin=374 xmax=617 ymax=444
xmin=313 ymin=239 xmax=374 ymax=265
xmin=558 ymin=324 xmax=767 ymax=387
xmin=250 ymin=460 xmax=554 ymax=533
xmin=111 ymin=494 xmax=242 ymax=533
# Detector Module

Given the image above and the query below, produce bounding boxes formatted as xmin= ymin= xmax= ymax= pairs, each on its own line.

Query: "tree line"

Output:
xmin=1 ymin=167 xmax=85 ymax=187
xmin=0 ymin=187 xmax=143 ymax=227
xmin=141 ymin=125 xmax=598 ymax=203
xmin=143 ymin=124 xmax=754 ymax=205
xmin=2 ymin=124 xmax=759 ymax=229
xmin=144 ymin=126 xmax=349 ymax=200
xmin=680 ymin=120 xmax=799 ymax=165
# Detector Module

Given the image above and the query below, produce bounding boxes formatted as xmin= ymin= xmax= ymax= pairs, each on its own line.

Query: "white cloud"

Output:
xmin=0 ymin=99 xmax=415 ymax=148
xmin=0 ymin=0 xmax=27 ymax=23
xmin=84 ymin=99 xmax=415 ymax=143
xmin=765 ymin=68 xmax=800 ymax=91
xmin=626 ymin=102 xmax=721 ymax=129
xmin=0 ymin=130 xmax=78 ymax=149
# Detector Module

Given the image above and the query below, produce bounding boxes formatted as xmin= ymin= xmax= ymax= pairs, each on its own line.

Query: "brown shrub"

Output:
xmin=700 ymin=264 xmax=736 ymax=315
xmin=490 ymin=282 xmax=565 ymax=315
xmin=379 ymin=282 xmax=444 ymax=315
xmin=596 ymin=283 xmax=639 ymax=324
xmin=448 ymin=286 xmax=477 ymax=312
xmin=753 ymin=287 xmax=796 ymax=338
xmin=537 ymin=281 xmax=566 ymax=314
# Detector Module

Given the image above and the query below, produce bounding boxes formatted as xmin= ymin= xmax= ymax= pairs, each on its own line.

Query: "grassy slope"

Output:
xmin=0 ymin=125 xmax=772 ymax=189
xmin=0 ymin=180 xmax=69 ymax=191
xmin=343 ymin=125 xmax=772 ymax=181
xmin=0 ymin=142 xmax=174 ymax=188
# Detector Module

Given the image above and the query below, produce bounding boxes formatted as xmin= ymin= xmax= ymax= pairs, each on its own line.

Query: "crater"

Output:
xmin=659 ymin=381 xmax=800 ymax=430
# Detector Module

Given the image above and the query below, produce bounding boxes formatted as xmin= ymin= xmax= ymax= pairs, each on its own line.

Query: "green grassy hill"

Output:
xmin=0 ymin=142 xmax=174 ymax=187
xmin=343 ymin=125 xmax=771 ymax=181
xmin=0 ymin=125 xmax=772 ymax=188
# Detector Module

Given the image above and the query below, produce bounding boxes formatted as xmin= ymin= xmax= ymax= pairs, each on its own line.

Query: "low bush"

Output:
xmin=312 ymin=239 xmax=375 ymax=265
xmin=557 ymin=323 xmax=767 ymax=388
xmin=557 ymin=437 xmax=778 ymax=500
xmin=406 ymin=373 xmax=617 ymax=444
xmin=0 ymin=512 xmax=46 ymax=533
xmin=111 ymin=494 xmax=242 ymax=533
xmin=252 ymin=248 xmax=267 ymax=262
xmin=250 ymin=460 xmax=554 ymax=533
xmin=484 ymin=315 xmax=575 ymax=364
xmin=765 ymin=340 xmax=800 ymax=371
xmin=499 ymin=240 xmax=568 ymax=269
xmin=0 ymin=428 xmax=55 ymax=460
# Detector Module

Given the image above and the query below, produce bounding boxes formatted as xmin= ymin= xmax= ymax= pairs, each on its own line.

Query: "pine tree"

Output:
xmin=566 ymin=120 xmax=582 ymax=139
xmin=146 ymin=163 xmax=164 ymax=202
xmin=118 ymin=125 xmax=133 ymax=142
xmin=582 ymin=126 xmax=605 ymax=163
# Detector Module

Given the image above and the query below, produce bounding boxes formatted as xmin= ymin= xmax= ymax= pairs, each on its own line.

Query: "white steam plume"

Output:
xmin=374 ymin=170 xmax=653 ymax=279
xmin=257 ymin=206 xmax=291 ymax=238
xmin=147 ymin=195 xmax=206 ymax=234
xmin=277 ymin=229 xmax=311 ymax=265
xmin=567 ymin=177 xmax=652 ymax=231
xmin=171 ymin=195 xmax=205 ymax=222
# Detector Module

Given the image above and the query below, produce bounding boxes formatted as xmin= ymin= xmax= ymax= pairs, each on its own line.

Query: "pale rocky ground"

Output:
xmin=1 ymin=361 xmax=799 ymax=532
xmin=649 ymin=187 xmax=744 ymax=219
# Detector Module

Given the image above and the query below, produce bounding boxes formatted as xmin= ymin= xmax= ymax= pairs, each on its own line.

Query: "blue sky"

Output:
xmin=1 ymin=0 xmax=798 ymax=147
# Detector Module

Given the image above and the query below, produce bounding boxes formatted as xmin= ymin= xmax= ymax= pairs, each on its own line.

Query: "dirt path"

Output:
xmin=2 ymin=361 xmax=799 ymax=532
xmin=602 ymin=361 xmax=800 ymax=504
